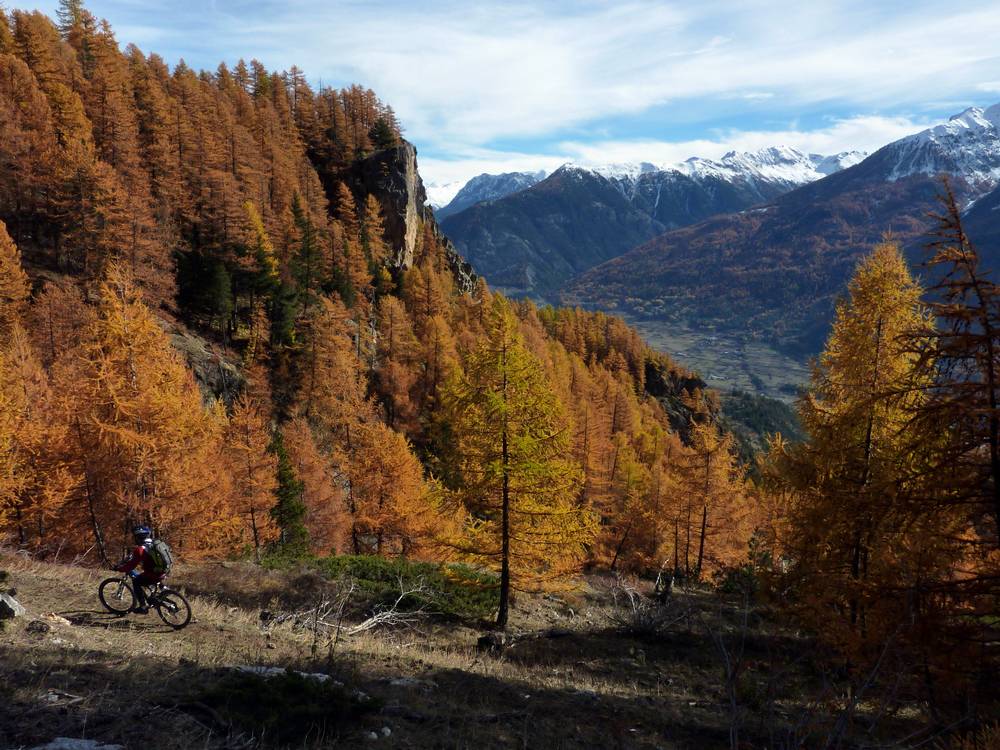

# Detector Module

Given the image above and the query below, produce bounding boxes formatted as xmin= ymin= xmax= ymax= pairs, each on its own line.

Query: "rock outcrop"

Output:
xmin=348 ymin=142 xmax=476 ymax=294
xmin=165 ymin=323 xmax=244 ymax=405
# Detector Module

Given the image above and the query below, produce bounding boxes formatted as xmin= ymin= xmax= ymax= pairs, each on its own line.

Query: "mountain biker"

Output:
xmin=115 ymin=525 xmax=166 ymax=614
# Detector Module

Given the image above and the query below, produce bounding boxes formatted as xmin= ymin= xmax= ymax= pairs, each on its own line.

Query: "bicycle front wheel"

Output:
xmin=98 ymin=577 xmax=135 ymax=615
xmin=155 ymin=590 xmax=192 ymax=629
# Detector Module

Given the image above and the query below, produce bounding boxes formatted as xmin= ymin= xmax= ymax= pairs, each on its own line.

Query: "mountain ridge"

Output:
xmin=564 ymin=102 xmax=1000 ymax=358
xmin=440 ymin=145 xmax=863 ymax=298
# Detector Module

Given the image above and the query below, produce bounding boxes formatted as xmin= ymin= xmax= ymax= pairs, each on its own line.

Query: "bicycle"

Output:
xmin=98 ymin=574 xmax=192 ymax=630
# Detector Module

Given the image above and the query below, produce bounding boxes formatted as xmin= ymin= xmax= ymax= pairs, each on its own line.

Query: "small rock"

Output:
xmin=380 ymin=726 xmax=391 ymax=737
xmin=29 ymin=738 xmax=124 ymax=750
xmin=388 ymin=677 xmax=437 ymax=692
xmin=40 ymin=689 xmax=84 ymax=706
xmin=265 ymin=642 xmax=276 ymax=649
xmin=43 ymin=613 xmax=72 ymax=627
xmin=0 ymin=592 xmax=25 ymax=619
xmin=27 ymin=620 xmax=51 ymax=634
xmin=363 ymin=731 xmax=379 ymax=741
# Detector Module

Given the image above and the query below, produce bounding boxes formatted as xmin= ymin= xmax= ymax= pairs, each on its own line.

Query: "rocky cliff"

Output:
xmin=348 ymin=142 xmax=476 ymax=293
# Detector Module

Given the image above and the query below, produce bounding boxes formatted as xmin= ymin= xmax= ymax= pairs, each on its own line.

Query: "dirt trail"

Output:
xmin=0 ymin=552 xmax=925 ymax=749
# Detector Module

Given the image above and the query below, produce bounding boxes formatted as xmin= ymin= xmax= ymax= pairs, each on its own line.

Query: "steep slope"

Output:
xmin=434 ymin=170 xmax=544 ymax=220
xmin=962 ymin=180 xmax=1000 ymax=264
xmin=441 ymin=148 xmax=862 ymax=298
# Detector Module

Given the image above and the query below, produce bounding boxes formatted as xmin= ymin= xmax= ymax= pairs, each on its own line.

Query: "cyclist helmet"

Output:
xmin=132 ymin=525 xmax=152 ymax=544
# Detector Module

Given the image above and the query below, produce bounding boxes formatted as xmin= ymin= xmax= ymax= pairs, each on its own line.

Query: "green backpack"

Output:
xmin=148 ymin=538 xmax=173 ymax=574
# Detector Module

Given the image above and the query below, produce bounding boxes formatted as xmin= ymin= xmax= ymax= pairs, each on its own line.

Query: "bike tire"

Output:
xmin=98 ymin=577 xmax=135 ymax=615
xmin=155 ymin=590 xmax=192 ymax=629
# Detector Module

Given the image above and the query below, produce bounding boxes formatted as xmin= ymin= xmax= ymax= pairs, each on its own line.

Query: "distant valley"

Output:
xmin=567 ymin=105 xmax=1000 ymax=361
xmin=432 ymin=105 xmax=1000 ymax=400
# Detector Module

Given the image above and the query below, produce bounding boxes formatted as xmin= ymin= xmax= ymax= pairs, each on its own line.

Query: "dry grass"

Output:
xmin=0 ymin=551 xmax=949 ymax=749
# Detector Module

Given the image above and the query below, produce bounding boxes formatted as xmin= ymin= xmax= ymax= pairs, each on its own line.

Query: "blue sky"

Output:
xmin=29 ymin=0 xmax=1000 ymax=197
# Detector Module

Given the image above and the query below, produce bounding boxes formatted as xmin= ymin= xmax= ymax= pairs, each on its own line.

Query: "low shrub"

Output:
xmin=712 ymin=563 xmax=759 ymax=596
xmin=313 ymin=555 xmax=498 ymax=620
xmin=261 ymin=553 xmax=498 ymax=621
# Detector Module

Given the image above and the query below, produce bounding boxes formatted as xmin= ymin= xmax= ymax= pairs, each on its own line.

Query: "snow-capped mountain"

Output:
xmin=439 ymin=145 xmax=865 ymax=297
xmin=560 ymin=146 xmax=867 ymax=209
xmin=862 ymin=104 xmax=1000 ymax=193
xmin=436 ymin=147 xmax=865 ymax=225
xmin=424 ymin=180 xmax=466 ymax=210
xmin=435 ymin=171 xmax=545 ymax=220
xmin=677 ymin=147 xmax=866 ymax=186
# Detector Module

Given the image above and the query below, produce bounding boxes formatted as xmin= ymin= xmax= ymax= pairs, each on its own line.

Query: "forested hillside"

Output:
xmin=0 ymin=4 xmax=751 ymax=626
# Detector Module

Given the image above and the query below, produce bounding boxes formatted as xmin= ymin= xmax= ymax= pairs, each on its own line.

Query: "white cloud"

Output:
xmin=420 ymin=150 xmax=567 ymax=189
xmin=65 ymin=0 xmax=1000 ymax=146
xmin=263 ymin=0 xmax=1000 ymax=151
xmin=51 ymin=0 xmax=1000 ymax=192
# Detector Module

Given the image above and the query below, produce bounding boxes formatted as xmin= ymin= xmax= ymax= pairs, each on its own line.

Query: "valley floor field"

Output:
xmin=0 ymin=552 xmax=936 ymax=749
xmin=624 ymin=319 xmax=810 ymax=402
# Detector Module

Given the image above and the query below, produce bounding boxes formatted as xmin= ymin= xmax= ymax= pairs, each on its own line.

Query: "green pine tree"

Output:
xmin=270 ymin=430 xmax=309 ymax=557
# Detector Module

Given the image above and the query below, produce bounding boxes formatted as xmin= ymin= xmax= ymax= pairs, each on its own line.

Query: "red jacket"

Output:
xmin=116 ymin=544 xmax=165 ymax=582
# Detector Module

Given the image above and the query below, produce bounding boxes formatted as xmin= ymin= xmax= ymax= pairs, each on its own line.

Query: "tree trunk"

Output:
xmin=684 ymin=507 xmax=692 ymax=578
xmin=250 ymin=505 xmax=261 ymax=563
xmin=610 ymin=524 xmax=632 ymax=572
xmin=695 ymin=504 xmax=708 ymax=580
xmin=497 ymin=428 xmax=511 ymax=630
xmin=852 ymin=316 xmax=882 ymax=626
xmin=76 ymin=418 xmax=109 ymax=566
xmin=14 ymin=504 xmax=26 ymax=546
xmin=497 ymin=338 xmax=511 ymax=631
xmin=673 ymin=520 xmax=679 ymax=575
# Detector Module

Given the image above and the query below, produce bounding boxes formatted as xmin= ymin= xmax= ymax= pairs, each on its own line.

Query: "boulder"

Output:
xmin=29 ymin=739 xmax=123 ymax=750
xmin=167 ymin=326 xmax=243 ymax=405
xmin=0 ymin=592 xmax=25 ymax=619
xmin=476 ymin=631 xmax=516 ymax=655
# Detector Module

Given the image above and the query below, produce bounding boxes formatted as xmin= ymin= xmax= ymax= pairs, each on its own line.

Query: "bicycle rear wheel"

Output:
xmin=155 ymin=590 xmax=192 ymax=629
xmin=98 ymin=577 xmax=135 ymax=615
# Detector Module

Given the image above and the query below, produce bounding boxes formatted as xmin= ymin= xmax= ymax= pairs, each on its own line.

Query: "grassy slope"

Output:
xmin=1 ymin=552 xmax=927 ymax=749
